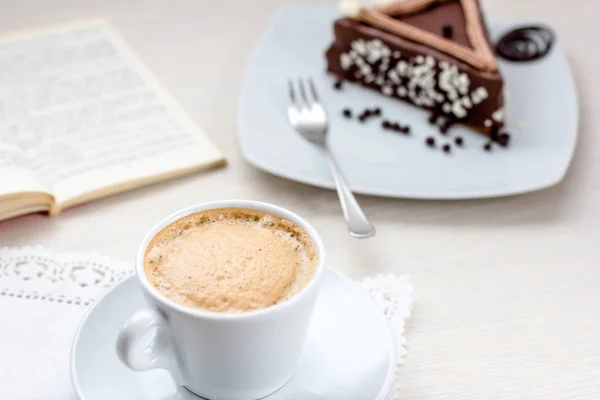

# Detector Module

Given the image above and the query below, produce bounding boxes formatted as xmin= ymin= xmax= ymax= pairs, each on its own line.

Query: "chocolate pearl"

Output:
xmin=392 ymin=123 xmax=402 ymax=131
xmin=334 ymin=79 xmax=343 ymax=90
xmin=454 ymin=137 xmax=463 ymax=146
xmin=342 ymin=109 xmax=352 ymax=118
xmin=372 ymin=107 xmax=382 ymax=116
xmin=362 ymin=109 xmax=372 ymax=116
xmin=483 ymin=142 xmax=492 ymax=151
xmin=440 ymin=120 xmax=453 ymax=134
xmin=442 ymin=25 xmax=453 ymax=39
xmin=498 ymin=133 xmax=510 ymax=147
xmin=400 ymin=125 xmax=410 ymax=134
xmin=428 ymin=112 xmax=438 ymax=124
xmin=442 ymin=144 xmax=451 ymax=153
xmin=490 ymin=126 xmax=499 ymax=141
xmin=382 ymin=120 xmax=391 ymax=129
xmin=426 ymin=137 xmax=435 ymax=147
xmin=359 ymin=110 xmax=372 ymax=122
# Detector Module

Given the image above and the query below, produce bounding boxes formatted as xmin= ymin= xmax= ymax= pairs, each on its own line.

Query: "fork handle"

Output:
xmin=324 ymin=150 xmax=376 ymax=239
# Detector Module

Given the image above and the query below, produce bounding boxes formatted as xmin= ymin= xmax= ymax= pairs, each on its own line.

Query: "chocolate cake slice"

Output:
xmin=326 ymin=0 xmax=506 ymax=135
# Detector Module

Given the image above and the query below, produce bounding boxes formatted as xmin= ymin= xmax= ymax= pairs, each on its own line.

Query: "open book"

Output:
xmin=0 ymin=20 xmax=225 ymax=221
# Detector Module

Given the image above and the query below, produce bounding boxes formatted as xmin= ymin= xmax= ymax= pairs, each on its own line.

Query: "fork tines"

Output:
xmin=288 ymin=78 xmax=320 ymax=109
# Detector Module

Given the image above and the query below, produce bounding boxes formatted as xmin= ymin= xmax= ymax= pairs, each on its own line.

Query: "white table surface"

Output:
xmin=0 ymin=0 xmax=598 ymax=399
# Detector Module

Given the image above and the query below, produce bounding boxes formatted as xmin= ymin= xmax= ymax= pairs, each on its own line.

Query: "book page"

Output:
xmin=0 ymin=144 xmax=48 ymax=198
xmin=0 ymin=20 xmax=224 ymax=208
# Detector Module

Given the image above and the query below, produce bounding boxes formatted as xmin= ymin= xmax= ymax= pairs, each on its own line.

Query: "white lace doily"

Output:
xmin=0 ymin=245 xmax=411 ymax=400
xmin=0 ymin=245 xmax=133 ymax=306
xmin=362 ymin=274 xmax=413 ymax=400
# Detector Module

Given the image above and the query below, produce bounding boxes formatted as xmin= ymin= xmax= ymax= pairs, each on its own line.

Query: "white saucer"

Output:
xmin=237 ymin=6 xmax=578 ymax=199
xmin=70 ymin=268 xmax=396 ymax=400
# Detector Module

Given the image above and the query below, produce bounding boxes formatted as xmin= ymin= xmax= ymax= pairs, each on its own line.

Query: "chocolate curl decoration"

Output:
xmin=339 ymin=0 xmax=401 ymax=15
xmin=338 ymin=0 xmax=363 ymax=17
xmin=496 ymin=26 xmax=555 ymax=62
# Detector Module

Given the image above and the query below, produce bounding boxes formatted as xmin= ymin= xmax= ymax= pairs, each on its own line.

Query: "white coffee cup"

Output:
xmin=115 ymin=200 xmax=326 ymax=400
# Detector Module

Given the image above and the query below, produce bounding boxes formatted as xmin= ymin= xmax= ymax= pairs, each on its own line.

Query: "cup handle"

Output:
xmin=116 ymin=308 xmax=185 ymax=384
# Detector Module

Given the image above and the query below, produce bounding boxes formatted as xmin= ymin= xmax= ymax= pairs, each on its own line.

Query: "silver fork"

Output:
xmin=287 ymin=78 xmax=376 ymax=239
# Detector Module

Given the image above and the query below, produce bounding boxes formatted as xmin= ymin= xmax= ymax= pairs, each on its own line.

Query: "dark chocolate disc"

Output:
xmin=496 ymin=26 xmax=555 ymax=62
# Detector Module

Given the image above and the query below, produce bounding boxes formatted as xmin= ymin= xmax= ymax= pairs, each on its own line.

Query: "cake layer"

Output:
xmin=325 ymin=17 xmax=506 ymax=134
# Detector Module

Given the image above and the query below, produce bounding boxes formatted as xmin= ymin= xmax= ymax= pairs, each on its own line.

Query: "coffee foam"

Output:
xmin=144 ymin=208 xmax=318 ymax=313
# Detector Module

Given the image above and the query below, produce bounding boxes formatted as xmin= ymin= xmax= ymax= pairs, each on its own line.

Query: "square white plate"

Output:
xmin=237 ymin=6 xmax=578 ymax=199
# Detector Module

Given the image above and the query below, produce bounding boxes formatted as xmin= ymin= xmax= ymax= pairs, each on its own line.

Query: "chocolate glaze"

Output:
xmin=496 ymin=26 xmax=554 ymax=62
xmin=325 ymin=0 xmax=505 ymax=135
